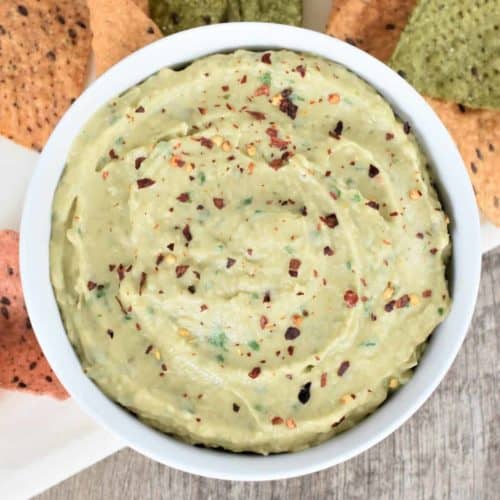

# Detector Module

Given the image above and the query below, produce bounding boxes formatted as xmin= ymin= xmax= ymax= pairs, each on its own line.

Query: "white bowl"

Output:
xmin=20 ymin=23 xmax=481 ymax=481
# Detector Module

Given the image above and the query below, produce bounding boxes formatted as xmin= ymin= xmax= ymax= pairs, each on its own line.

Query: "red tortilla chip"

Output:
xmin=0 ymin=230 xmax=68 ymax=399
xmin=88 ymin=0 xmax=162 ymax=76
xmin=0 ymin=0 xmax=91 ymax=151
xmin=327 ymin=0 xmax=416 ymax=62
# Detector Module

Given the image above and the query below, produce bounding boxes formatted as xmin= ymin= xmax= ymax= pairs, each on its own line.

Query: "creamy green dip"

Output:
xmin=50 ymin=50 xmax=451 ymax=454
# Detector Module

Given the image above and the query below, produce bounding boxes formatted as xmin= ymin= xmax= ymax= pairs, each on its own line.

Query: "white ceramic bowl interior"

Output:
xmin=20 ymin=23 xmax=481 ymax=481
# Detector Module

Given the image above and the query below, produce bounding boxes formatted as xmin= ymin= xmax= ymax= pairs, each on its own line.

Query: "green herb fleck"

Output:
xmin=438 ymin=307 xmax=444 ymax=316
xmin=346 ymin=261 xmax=352 ymax=270
xmin=260 ymin=72 xmax=272 ymax=86
xmin=284 ymin=245 xmax=294 ymax=254
xmin=208 ymin=331 xmax=228 ymax=351
xmin=248 ymin=340 xmax=260 ymax=351
xmin=251 ymin=292 xmax=259 ymax=300
xmin=216 ymin=354 xmax=225 ymax=363
xmin=361 ymin=340 xmax=377 ymax=347
xmin=352 ymin=193 xmax=362 ymax=202
xmin=242 ymin=197 xmax=253 ymax=206
xmin=197 ymin=171 xmax=206 ymax=185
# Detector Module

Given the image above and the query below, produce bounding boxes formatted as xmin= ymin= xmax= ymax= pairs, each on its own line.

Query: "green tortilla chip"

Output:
xmin=389 ymin=0 xmax=500 ymax=109
xmin=150 ymin=0 xmax=302 ymax=35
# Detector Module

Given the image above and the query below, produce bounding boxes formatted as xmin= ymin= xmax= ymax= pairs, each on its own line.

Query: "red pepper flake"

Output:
xmin=2 ymin=307 xmax=11 ymax=320
xmin=226 ymin=257 xmax=236 ymax=268
xmin=213 ymin=197 xmax=225 ymax=209
xmin=200 ymin=304 xmax=208 ymax=312
xmin=366 ymin=200 xmax=380 ymax=210
xmin=430 ymin=248 xmax=438 ymax=255
xmin=246 ymin=110 xmax=266 ymax=121
xmin=261 ymin=52 xmax=272 ymax=64
xmin=176 ymin=192 xmax=190 ymax=202
xmin=285 ymin=327 xmax=300 ymax=340
xmin=300 ymin=206 xmax=308 ymax=216
xmin=320 ymin=213 xmax=339 ymax=229
xmin=115 ymin=296 xmax=128 ymax=315
xmin=386 ymin=132 xmax=394 ymax=140
xmin=389 ymin=211 xmax=399 ymax=217
xmin=106 ymin=329 xmax=114 ymax=339
xmin=240 ymin=75 xmax=247 ymax=84
xmin=263 ymin=291 xmax=271 ymax=303
xmin=109 ymin=149 xmax=118 ymax=159
xmin=259 ymin=315 xmax=268 ymax=329
xmin=403 ymin=122 xmax=411 ymax=134
xmin=116 ymin=264 xmax=125 ymax=281
xmin=1 ymin=296 xmax=11 ymax=305
xmin=371 ymin=313 xmax=377 ymax=321
xmin=329 ymin=121 xmax=343 ymax=139
xmin=279 ymin=88 xmax=298 ymax=119
xmin=323 ymin=246 xmax=334 ymax=256
xmin=135 ymin=156 xmax=146 ymax=169
xmin=182 ymin=224 xmax=192 ymax=241
xmin=137 ymin=178 xmax=155 ymax=189
xmin=416 ymin=232 xmax=424 ymax=239
xmin=422 ymin=289 xmax=433 ymax=298
xmin=288 ymin=258 xmax=301 ymax=277
xmin=136 ymin=323 xmax=142 ymax=331
xmin=343 ymin=290 xmax=358 ymax=307
xmin=233 ymin=403 xmax=240 ymax=412
xmin=198 ymin=107 xmax=207 ymax=115
xmin=272 ymin=416 xmax=283 ymax=425
xmin=295 ymin=65 xmax=306 ymax=77
xmin=87 ymin=281 xmax=97 ymax=291
xmin=248 ymin=367 xmax=261 ymax=379
xmin=175 ymin=265 xmax=189 ymax=278
xmin=139 ymin=272 xmax=147 ymax=296
xmin=331 ymin=416 xmax=345 ymax=428
xmin=396 ymin=294 xmax=410 ymax=308
xmin=337 ymin=361 xmax=350 ymax=376
xmin=298 ymin=382 xmax=312 ymax=404
xmin=287 ymin=345 xmax=295 ymax=356
xmin=254 ymin=84 xmax=270 ymax=96
xmin=167 ymin=243 xmax=175 ymax=251
xmin=145 ymin=345 xmax=153 ymax=354
xmin=156 ymin=254 xmax=164 ymax=266
xmin=368 ymin=164 xmax=380 ymax=177
xmin=221 ymin=84 xmax=229 ymax=92
xmin=320 ymin=372 xmax=328 ymax=387
xmin=384 ymin=300 xmax=396 ymax=312
xmin=135 ymin=105 xmax=145 ymax=113
xmin=187 ymin=285 xmax=196 ymax=294
xmin=198 ymin=137 xmax=214 ymax=149
xmin=266 ymin=127 xmax=289 ymax=149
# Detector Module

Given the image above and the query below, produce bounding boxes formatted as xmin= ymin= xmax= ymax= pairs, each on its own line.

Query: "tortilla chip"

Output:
xmin=426 ymin=98 xmax=500 ymax=224
xmin=0 ymin=0 xmax=92 ymax=151
xmin=326 ymin=0 xmax=417 ymax=62
xmin=133 ymin=0 xmax=149 ymax=15
xmin=389 ymin=0 xmax=500 ymax=109
xmin=88 ymin=0 xmax=162 ymax=76
xmin=0 ymin=230 xmax=68 ymax=399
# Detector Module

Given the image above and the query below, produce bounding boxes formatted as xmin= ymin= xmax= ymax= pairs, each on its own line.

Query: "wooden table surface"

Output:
xmin=37 ymin=248 xmax=500 ymax=500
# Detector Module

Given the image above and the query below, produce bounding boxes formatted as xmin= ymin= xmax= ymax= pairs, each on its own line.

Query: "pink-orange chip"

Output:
xmin=0 ymin=230 xmax=68 ymax=399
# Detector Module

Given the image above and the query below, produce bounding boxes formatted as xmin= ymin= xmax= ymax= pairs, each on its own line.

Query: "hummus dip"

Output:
xmin=50 ymin=50 xmax=451 ymax=454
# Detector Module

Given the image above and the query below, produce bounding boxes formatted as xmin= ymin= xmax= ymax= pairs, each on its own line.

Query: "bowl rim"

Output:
xmin=20 ymin=22 xmax=481 ymax=481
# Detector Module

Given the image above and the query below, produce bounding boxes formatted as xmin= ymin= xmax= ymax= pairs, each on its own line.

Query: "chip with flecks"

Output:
xmin=0 ymin=230 xmax=68 ymax=399
xmin=327 ymin=0 xmax=500 ymax=225
xmin=0 ymin=0 xmax=92 ymax=151
xmin=88 ymin=0 xmax=163 ymax=76
xmin=326 ymin=0 xmax=417 ymax=62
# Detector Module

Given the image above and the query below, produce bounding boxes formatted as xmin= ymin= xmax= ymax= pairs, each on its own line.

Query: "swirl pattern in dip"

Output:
xmin=50 ymin=50 xmax=451 ymax=454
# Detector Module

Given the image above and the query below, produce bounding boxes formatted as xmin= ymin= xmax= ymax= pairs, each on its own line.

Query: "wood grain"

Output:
xmin=37 ymin=248 xmax=500 ymax=500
